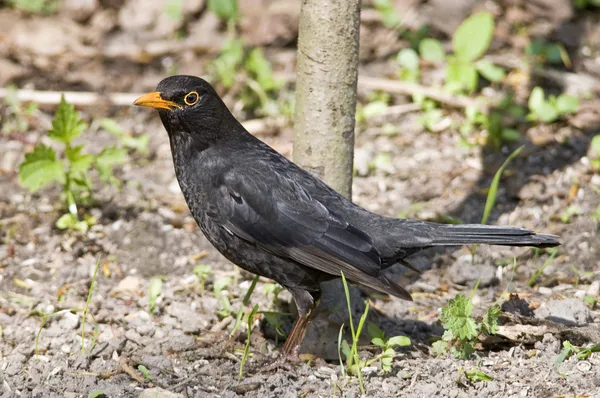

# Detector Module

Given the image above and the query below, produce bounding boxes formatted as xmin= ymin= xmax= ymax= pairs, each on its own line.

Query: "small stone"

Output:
xmin=574 ymin=290 xmax=587 ymax=300
xmin=59 ymin=311 xmax=80 ymax=330
xmin=139 ymin=387 xmax=184 ymax=398
xmin=117 ymin=276 xmax=141 ymax=292
xmin=587 ymin=281 xmax=599 ymax=297
xmin=538 ymin=287 xmax=553 ymax=296
xmin=448 ymin=255 xmax=498 ymax=287
xmin=534 ymin=298 xmax=593 ymax=326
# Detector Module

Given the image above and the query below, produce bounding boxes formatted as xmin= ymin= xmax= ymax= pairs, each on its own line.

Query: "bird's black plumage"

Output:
xmin=134 ymin=75 xmax=560 ymax=355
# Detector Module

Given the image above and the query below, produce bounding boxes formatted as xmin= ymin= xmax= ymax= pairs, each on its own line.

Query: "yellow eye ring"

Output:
xmin=184 ymin=91 xmax=199 ymax=106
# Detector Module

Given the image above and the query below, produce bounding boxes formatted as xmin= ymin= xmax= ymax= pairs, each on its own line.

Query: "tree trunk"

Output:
xmin=293 ymin=0 xmax=361 ymax=199
xmin=292 ymin=0 xmax=364 ymax=360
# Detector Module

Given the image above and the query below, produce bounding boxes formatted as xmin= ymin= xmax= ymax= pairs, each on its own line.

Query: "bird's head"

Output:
xmin=134 ymin=75 xmax=231 ymax=142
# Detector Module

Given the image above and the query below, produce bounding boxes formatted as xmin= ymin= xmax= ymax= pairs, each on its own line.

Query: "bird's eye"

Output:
xmin=184 ymin=91 xmax=199 ymax=106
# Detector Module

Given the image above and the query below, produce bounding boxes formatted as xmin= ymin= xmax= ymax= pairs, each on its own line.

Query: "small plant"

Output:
xmin=554 ymin=341 xmax=600 ymax=376
xmin=137 ymin=365 xmax=152 ymax=380
xmin=432 ymin=286 xmax=501 ymax=359
xmin=397 ymin=48 xmax=420 ymax=83
xmin=193 ymin=265 xmax=212 ymax=293
xmin=367 ymin=323 xmax=411 ymax=373
xmin=559 ymin=205 xmax=583 ymax=224
xmin=238 ymin=304 xmax=259 ymax=379
xmin=527 ymin=87 xmax=579 ymax=124
xmin=526 ymin=39 xmax=571 ymax=67
xmin=418 ymin=38 xmax=445 ymax=63
xmin=213 ymin=277 xmax=233 ymax=318
xmin=99 ymin=118 xmax=149 ymax=155
xmin=8 ymin=0 xmax=58 ymax=14
xmin=1 ymin=86 xmax=38 ymax=135
xmin=457 ymin=367 xmax=493 ymax=384
xmin=18 ymin=96 xmax=127 ymax=232
xmin=372 ymin=0 xmax=401 ymax=28
xmin=148 ymin=276 xmax=164 ymax=314
xmin=528 ymin=249 xmax=558 ymax=287
xmin=262 ymin=282 xmax=284 ymax=307
xmin=208 ymin=0 xmax=239 ymax=22
xmin=445 ymin=12 xmax=505 ymax=93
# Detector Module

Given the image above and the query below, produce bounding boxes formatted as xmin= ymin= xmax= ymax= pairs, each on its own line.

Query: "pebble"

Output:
xmin=117 ymin=276 xmax=141 ymax=292
xmin=59 ymin=311 xmax=80 ymax=330
xmin=538 ymin=287 xmax=553 ymax=295
xmin=587 ymin=280 xmax=599 ymax=297
xmin=139 ymin=387 xmax=184 ymax=398
xmin=534 ymin=298 xmax=593 ymax=326
xmin=448 ymin=255 xmax=498 ymax=287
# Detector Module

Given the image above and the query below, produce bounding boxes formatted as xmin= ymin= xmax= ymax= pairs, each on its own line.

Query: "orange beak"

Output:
xmin=133 ymin=92 xmax=181 ymax=110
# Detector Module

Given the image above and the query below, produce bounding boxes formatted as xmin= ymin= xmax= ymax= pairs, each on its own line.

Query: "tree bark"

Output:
xmin=293 ymin=0 xmax=361 ymax=199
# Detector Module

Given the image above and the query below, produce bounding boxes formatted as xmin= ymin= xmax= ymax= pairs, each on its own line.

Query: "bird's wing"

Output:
xmin=209 ymin=164 xmax=411 ymax=300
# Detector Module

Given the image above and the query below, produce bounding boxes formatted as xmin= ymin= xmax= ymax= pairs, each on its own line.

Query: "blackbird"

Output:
xmin=134 ymin=75 xmax=559 ymax=357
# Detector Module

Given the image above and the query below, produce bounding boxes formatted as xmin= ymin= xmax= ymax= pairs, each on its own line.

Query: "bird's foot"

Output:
xmin=258 ymin=352 xmax=303 ymax=374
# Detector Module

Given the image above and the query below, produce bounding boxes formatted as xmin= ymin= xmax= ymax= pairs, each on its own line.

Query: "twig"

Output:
xmin=358 ymin=76 xmax=491 ymax=112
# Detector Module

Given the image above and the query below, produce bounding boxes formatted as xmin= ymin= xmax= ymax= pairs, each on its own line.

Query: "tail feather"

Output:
xmin=430 ymin=224 xmax=560 ymax=248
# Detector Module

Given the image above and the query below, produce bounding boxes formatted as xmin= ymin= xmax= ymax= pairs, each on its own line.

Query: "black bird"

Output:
xmin=134 ymin=75 xmax=559 ymax=356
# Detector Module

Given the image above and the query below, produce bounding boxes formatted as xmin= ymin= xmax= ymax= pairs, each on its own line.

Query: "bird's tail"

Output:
xmin=429 ymin=224 xmax=559 ymax=248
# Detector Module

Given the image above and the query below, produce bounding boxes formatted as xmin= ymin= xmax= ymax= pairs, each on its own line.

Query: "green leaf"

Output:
xmin=95 ymin=147 xmax=127 ymax=181
xmin=556 ymin=94 xmax=579 ymax=115
xmin=207 ymin=0 xmax=238 ymax=21
xmin=367 ymin=322 xmax=385 ymax=340
xmin=18 ymin=144 xmax=66 ymax=192
xmin=397 ymin=48 xmax=420 ymax=71
xmin=536 ymin=102 xmax=560 ymax=123
xmin=371 ymin=337 xmax=385 ymax=347
xmin=55 ymin=213 xmax=88 ymax=232
xmin=245 ymin=48 xmax=278 ymax=91
xmin=481 ymin=145 xmax=524 ymax=224
xmin=387 ymin=335 xmax=411 ymax=347
xmin=372 ymin=0 xmax=401 ymax=28
xmin=419 ymin=38 xmax=445 ymax=62
xmin=65 ymin=145 xmax=94 ymax=175
xmin=432 ymin=340 xmax=448 ymax=355
xmin=164 ymin=0 xmax=183 ymax=21
xmin=446 ymin=58 xmax=478 ymax=92
xmin=137 ymin=364 xmax=152 ymax=380
xmin=501 ymin=128 xmax=521 ymax=142
xmin=481 ymin=304 xmax=500 ymax=335
xmin=464 ymin=369 xmax=493 ymax=382
xmin=87 ymin=390 xmax=106 ymax=398
xmin=453 ymin=12 xmax=494 ymax=61
xmin=440 ymin=294 xmax=478 ymax=341
xmin=149 ymin=277 xmax=163 ymax=313
xmin=528 ymin=87 xmax=546 ymax=113
xmin=213 ymin=39 xmax=244 ymax=88
xmin=48 ymin=95 xmax=88 ymax=144
xmin=475 ymin=60 xmax=505 ymax=82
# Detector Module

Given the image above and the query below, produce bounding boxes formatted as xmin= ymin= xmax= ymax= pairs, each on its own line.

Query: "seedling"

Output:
xmin=18 ymin=96 xmax=127 ymax=232
xmin=527 ymin=87 xmax=579 ymax=124
xmin=87 ymin=390 xmax=106 ymax=398
xmin=262 ymin=282 xmax=284 ymax=307
xmin=137 ymin=365 xmax=152 ymax=380
xmin=419 ymin=38 xmax=445 ymax=63
xmin=372 ymin=0 xmax=401 ymax=28
xmin=208 ymin=0 xmax=239 ymax=22
xmin=528 ymin=249 xmax=558 ymax=287
xmin=367 ymin=323 xmax=411 ymax=373
xmin=193 ymin=264 xmax=211 ymax=293
xmin=8 ymin=0 xmax=58 ymax=14
xmin=432 ymin=282 xmax=501 ymax=359
xmin=554 ymin=341 xmax=600 ymax=377
xmin=148 ymin=276 xmax=164 ymax=314
xmin=397 ymin=48 xmax=420 ymax=83
xmin=526 ymin=39 xmax=571 ymax=67
xmin=213 ymin=277 xmax=233 ymax=318
xmin=339 ymin=271 xmax=368 ymax=393
xmin=230 ymin=275 xmax=259 ymax=336
xmin=457 ymin=367 xmax=493 ymax=384
xmin=99 ymin=118 xmax=149 ymax=155
xmin=559 ymin=205 xmax=583 ymax=224
xmin=1 ymin=85 xmax=38 ymax=135
xmin=446 ymin=12 xmax=505 ymax=93
xmin=238 ymin=304 xmax=259 ymax=379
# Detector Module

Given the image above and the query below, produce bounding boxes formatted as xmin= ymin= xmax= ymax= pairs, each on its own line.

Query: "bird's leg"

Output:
xmin=259 ymin=289 xmax=319 ymax=373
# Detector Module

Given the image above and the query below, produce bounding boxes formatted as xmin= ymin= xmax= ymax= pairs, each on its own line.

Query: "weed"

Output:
xmin=457 ymin=367 xmax=493 ymax=384
xmin=367 ymin=323 xmax=410 ymax=373
xmin=262 ymin=282 xmax=284 ymax=307
xmin=527 ymin=86 xmax=579 ymax=124
xmin=208 ymin=0 xmax=239 ymax=22
xmin=339 ymin=271 xmax=367 ymax=393
xmin=559 ymin=205 xmax=583 ymax=224
xmin=526 ymin=39 xmax=571 ymax=67
xmin=87 ymin=390 xmax=106 ymax=398
xmin=1 ymin=85 xmax=38 ymax=135
xmin=372 ymin=0 xmax=401 ymax=28
xmin=8 ymin=0 xmax=58 ymax=14
xmin=193 ymin=264 xmax=211 ymax=293
xmin=231 ymin=275 xmax=259 ymax=336
xmin=446 ymin=12 xmax=505 ymax=93
xmin=99 ymin=118 xmax=149 ymax=155
xmin=554 ymin=341 xmax=600 ymax=377
xmin=213 ymin=276 xmax=233 ymax=318
xmin=528 ymin=249 xmax=558 ymax=287
xmin=148 ymin=276 xmax=164 ymax=314
xmin=81 ymin=258 xmax=101 ymax=354
xmin=239 ymin=304 xmax=259 ymax=379
xmin=137 ymin=364 xmax=152 ymax=380
xmin=432 ymin=282 xmax=501 ymax=359
xmin=18 ymin=96 xmax=127 ymax=232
